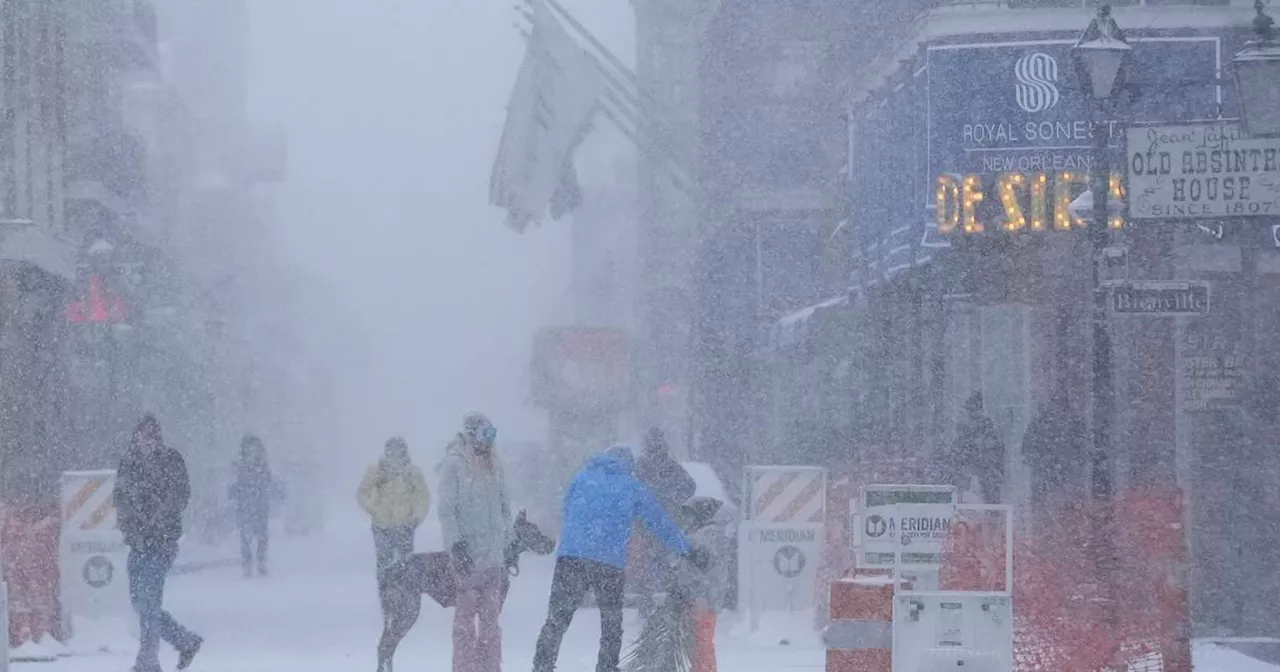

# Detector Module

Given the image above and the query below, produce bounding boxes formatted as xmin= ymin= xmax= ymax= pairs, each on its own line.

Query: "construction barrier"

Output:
xmin=1 ymin=503 xmax=63 ymax=656
xmin=939 ymin=487 xmax=1191 ymax=672
xmin=814 ymin=452 xmax=925 ymax=630
xmin=738 ymin=465 xmax=827 ymax=630
xmin=824 ymin=574 xmax=910 ymax=672
xmin=59 ymin=470 xmax=130 ymax=639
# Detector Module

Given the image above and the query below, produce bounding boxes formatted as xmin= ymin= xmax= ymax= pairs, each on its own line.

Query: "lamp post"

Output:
xmin=1234 ymin=0 xmax=1280 ymax=138
xmin=1229 ymin=0 xmax=1280 ymax=633
xmin=1072 ymin=3 xmax=1131 ymax=641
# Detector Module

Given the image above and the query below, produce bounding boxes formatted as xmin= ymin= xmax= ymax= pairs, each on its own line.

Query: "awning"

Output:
xmin=0 ymin=219 xmax=78 ymax=280
xmin=769 ymin=294 xmax=849 ymax=351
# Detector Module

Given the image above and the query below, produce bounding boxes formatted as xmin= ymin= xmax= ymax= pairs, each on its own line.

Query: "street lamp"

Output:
xmin=1072 ymin=3 xmax=1130 ymax=647
xmin=1071 ymin=3 xmax=1130 ymax=500
xmin=1231 ymin=1 xmax=1280 ymax=632
xmin=1073 ymin=5 xmax=1132 ymax=102
xmin=1233 ymin=0 xmax=1280 ymax=137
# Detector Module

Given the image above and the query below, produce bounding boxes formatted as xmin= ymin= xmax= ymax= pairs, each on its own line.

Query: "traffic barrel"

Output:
xmin=823 ymin=575 xmax=909 ymax=672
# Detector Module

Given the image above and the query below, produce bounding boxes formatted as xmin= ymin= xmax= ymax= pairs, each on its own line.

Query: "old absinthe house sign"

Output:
xmin=1127 ymin=122 xmax=1280 ymax=220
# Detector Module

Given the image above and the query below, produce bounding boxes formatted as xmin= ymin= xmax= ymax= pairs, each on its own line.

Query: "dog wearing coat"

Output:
xmin=375 ymin=510 xmax=556 ymax=672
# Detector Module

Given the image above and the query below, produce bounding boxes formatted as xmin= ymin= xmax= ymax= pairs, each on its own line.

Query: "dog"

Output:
xmin=375 ymin=510 xmax=556 ymax=672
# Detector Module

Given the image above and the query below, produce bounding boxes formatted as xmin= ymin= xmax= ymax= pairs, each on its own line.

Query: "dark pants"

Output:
xmin=373 ymin=525 xmax=415 ymax=583
xmin=239 ymin=513 xmax=269 ymax=574
xmin=128 ymin=542 xmax=199 ymax=671
xmin=533 ymin=556 xmax=626 ymax=672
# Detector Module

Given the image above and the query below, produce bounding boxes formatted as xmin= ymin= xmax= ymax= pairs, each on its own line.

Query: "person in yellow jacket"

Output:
xmin=358 ymin=437 xmax=430 ymax=576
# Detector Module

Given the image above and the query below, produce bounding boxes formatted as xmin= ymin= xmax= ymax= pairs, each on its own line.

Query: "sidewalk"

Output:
xmin=172 ymin=537 xmax=241 ymax=574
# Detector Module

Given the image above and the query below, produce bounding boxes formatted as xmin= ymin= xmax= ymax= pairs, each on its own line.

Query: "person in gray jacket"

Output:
xmin=438 ymin=412 xmax=512 ymax=672
xmin=633 ymin=427 xmax=696 ymax=620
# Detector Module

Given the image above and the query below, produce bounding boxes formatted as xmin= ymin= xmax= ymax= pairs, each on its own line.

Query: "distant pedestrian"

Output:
xmin=114 ymin=415 xmax=203 ymax=672
xmin=944 ymin=393 xmax=1006 ymax=504
xmin=532 ymin=445 xmax=705 ymax=672
xmin=439 ymin=412 xmax=511 ymax=672
xmin=1022 ymin=390 xmax=1088 ymax=514
xmin=228 ymin=434 xmax=280 ymax=577
xmin=632 ymin=427 xmax=695 ymax=620
xmin=358 ymin=437 xmax=430 ymax=579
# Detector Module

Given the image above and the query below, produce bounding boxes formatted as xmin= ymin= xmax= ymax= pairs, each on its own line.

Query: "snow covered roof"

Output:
xmin=769 ymin=294 xmax=849 ymax=352
xmin=681 ymin=461 xmax=738 ymax=514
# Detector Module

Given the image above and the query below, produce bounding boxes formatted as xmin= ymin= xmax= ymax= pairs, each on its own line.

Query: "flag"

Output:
xmin=489 ymin=0 xmax=606 ymax=232
xmin=548 ymin=162 xmax=582 ymax=221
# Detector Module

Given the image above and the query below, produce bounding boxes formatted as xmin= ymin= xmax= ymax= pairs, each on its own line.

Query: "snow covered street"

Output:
xmin=14 ymin=520 xmax=1277 ymax=672
xmin=14 ymin=518 xmax=823 ymax=672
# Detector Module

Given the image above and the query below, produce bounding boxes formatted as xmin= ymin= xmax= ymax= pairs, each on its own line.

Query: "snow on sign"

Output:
xmin=60 ymin=470 xmax=129 ymax=624
xmin=859 ymin=484 xmax=957 ymax=569
xmin=1126 ymin=122 xmax=1280 ymax=220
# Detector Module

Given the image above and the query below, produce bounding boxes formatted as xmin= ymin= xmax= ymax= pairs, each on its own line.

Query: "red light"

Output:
xmin=658 ymin=383 xmax=678 ymax=397
xmin=67 ymin=274 xmax=129 ymax=324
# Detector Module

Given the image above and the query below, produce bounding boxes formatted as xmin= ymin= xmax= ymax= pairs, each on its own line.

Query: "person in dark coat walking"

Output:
xmin=114 ymin=415 xmax=203 ymax=672
xmin=945 ymin=393 xmax=1006 ymax=504
xmin=631 ymin=427 xmax=696 ymax=619
xmin=1021 ymin=390 xmax=1089 ymax=514
xmin=532 ymin=445 xmax=705 ymax=672
xmin=229 ymin=434 xmax=279 ymax=577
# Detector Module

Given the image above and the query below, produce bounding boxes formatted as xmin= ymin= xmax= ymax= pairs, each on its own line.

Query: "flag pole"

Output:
xmin=540 ymin=0 xmax=639 ymax=91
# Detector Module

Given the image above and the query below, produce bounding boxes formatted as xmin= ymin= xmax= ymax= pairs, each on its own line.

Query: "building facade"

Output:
xmin=687 ymin=0 xmax=1277 ymax=636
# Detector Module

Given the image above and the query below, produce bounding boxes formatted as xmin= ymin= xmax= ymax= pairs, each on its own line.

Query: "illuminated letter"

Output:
xmin=962 ymin=175 xmax=985 ymax=234
xmin=998 ymin=172 xmax=1027 ymax=232
xmin=1109 ymin=171 xmax=1126 ymax=230
xmin=1030 ymin=172 xmax=1049 ymax=231
xmin=1054 ymin=171 xmax=1089 ymax=230
xmin=935 ymin=174 xmax=960 ymax=234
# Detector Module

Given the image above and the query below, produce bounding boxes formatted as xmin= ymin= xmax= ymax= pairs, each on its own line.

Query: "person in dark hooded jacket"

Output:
xmin=114 ymin=415 xmax=203 ymax=672
xmin=532 ymin=445 xmax=706 ymax=672
xmin=944 ymin=393 xmax=1006 ymax=504
xmin=632 ymin=427 xmax=696 ymax=619
xmin=229 ymin=434 xmax=279 ymax=577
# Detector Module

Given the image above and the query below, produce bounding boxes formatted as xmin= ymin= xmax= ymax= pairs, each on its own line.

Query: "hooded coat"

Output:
xmin=358 ymin=456 xmax=430 ymax=530
xmin=229 ymin=453 xmax=275 ymax=522
xmin=437 ymin=443 xmax=512 ymax=571
xmin=557 ymin=446 xmax=690 ymax=569
xmin=116 ymin=441 xmax=190 ymax=549
xmin=634 ymin=447 xmax=696 ymax=515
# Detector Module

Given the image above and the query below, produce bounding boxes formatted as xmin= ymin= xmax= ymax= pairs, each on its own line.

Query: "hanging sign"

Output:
xmin=1127 ymin=121 xmax=1280 ymax=220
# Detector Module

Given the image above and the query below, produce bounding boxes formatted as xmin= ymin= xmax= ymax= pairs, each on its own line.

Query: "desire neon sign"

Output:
xmin=934 ymin=171 xmax=1127 ymax=234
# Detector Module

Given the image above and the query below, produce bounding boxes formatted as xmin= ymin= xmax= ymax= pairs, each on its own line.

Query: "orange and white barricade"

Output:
xmin=1 ymin=503 xmax=64 ymax=660
xmin=58 ymin=470 xmax=130 ymax=645
xmin=824 ymin=573 xmax=909 ymax=672
xmin=739 ymin=466 xmax=827 ymax=631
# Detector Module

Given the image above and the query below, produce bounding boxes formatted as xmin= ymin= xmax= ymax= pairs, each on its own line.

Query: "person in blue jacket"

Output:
xmin=532 ymin=445 xmax=707 ymax=672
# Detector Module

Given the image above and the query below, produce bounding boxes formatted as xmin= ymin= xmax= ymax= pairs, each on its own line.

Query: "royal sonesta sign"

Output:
xmin=1127 ymin=122 xmax=1280 ymax=219
xmin=927 ymin=36 xmax=1221 ymax=236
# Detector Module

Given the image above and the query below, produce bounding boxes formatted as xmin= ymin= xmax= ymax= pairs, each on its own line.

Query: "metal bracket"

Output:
xmin=1099 ymin=245 xmax=1130 ymax=286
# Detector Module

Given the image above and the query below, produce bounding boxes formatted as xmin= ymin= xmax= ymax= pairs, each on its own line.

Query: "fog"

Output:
xmin=4 ymin=2 xmax=1279 ymax=670
xmin=245 ymin=0 xmax=630 ymax=469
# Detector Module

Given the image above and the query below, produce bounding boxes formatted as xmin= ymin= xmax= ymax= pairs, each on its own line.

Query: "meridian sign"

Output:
xmin=1126 ymin=122 xmax=1280 ymax=220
